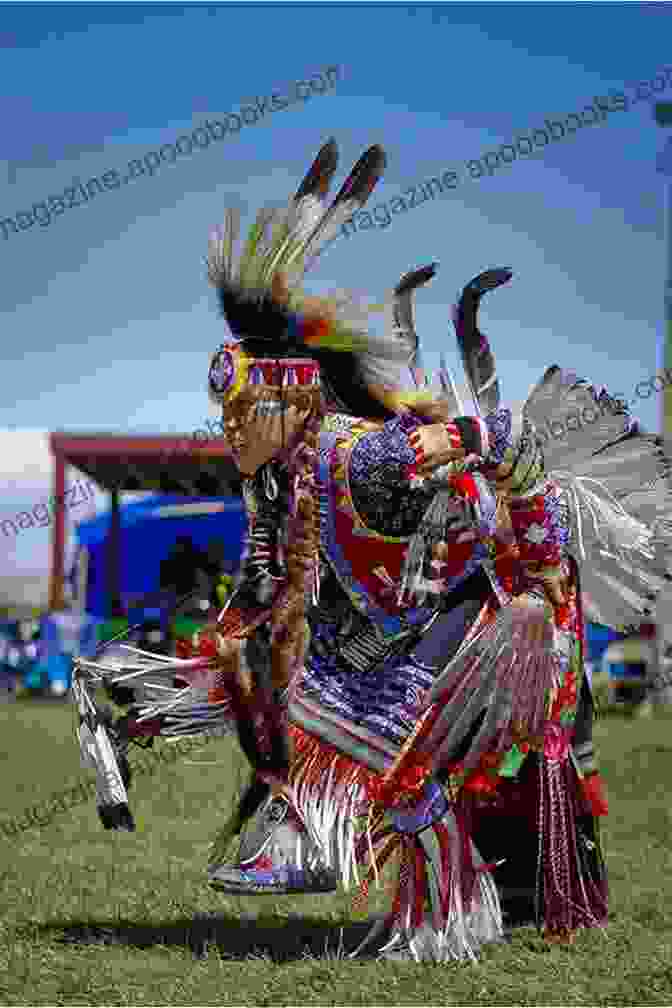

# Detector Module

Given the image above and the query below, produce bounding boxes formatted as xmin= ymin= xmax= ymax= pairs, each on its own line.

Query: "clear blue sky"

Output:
xmin=1 ymin=1 xmax=670 ymax=574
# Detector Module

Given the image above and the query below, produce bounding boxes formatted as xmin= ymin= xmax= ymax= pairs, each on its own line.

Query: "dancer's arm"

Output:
xmin=346 ymin=412 xmax=491 ymax=537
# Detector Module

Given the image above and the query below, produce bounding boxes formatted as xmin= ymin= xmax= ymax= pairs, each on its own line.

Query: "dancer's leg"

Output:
xmin=208 ymin=634 xmax=337 ymax=895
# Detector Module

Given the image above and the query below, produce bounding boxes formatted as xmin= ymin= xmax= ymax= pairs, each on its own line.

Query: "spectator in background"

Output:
xmin=160 ymin=536 xmax=228 ymax=610
xmin=0 ymin=619 xmax=43 ymax=698
xmin=204 ymin=539 xmax=233 ymax=612
xmin=0 ymin=620 xmax=17 ymax=700
xmin=159 ymin=536 xmax=226 ymax=662
xmin=39 ymin=607 xmax=97 ymax=697
xmin=159 ymin=536 xmax=207 ymax=603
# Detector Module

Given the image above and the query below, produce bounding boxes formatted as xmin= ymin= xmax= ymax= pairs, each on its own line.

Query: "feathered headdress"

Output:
xmin=205 ymin=140 xmax=440 ymax=418
xmin=206 ymin=139 xmax=386 ymax=354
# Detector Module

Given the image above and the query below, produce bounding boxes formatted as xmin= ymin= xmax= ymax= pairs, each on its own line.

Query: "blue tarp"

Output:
xmin=73 ymin=494 xmax=247 ymax=619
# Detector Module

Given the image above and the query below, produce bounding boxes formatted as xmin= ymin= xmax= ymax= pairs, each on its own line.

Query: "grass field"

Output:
xmin=1 ymin=699 xmax=672 ymax=1006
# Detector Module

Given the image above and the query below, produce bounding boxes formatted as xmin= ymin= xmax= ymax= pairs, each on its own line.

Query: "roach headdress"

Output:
xmin=206 ymin=140 xmax=438 ymax=419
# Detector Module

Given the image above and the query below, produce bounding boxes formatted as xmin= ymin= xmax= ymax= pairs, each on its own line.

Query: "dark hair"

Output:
xmin=218 ymin=284 xmax=396 ymax=421
xmin=305 ymin=346 xmax=395 ymax=420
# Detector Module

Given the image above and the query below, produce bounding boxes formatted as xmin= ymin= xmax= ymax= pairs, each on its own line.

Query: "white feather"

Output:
xmin=525 ymin=370 xmax=631 ymax=471
xmin=521 ymin=367 xmax=672 ymax=629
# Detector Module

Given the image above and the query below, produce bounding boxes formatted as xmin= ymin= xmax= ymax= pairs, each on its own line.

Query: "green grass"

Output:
xmin=1 ymin=699 xmax=672 ymax=1005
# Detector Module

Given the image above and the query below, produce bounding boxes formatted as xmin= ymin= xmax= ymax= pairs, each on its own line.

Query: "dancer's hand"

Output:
xmin=409 ymin=423 xmax=464 ymax=475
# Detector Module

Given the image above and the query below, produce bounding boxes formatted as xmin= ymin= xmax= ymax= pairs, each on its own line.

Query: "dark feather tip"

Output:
xmin=395 ymin=262 xmax=438 ymax=295
xmin=98 ymin=803 xmax=136 ymax=832
xmin=541 ymin=365 xmax=562 ymax=381
xmin=336 ymin=145 xmax=387 ymax=204
xmin=295 ymin=138 xmax=339 ymax=200
xmin=467 ymin=269 xmax=513 ymax=297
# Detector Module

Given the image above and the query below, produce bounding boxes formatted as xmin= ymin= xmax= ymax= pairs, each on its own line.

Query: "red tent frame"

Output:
xmin=48 ymin=432 xmax=239 ymax=614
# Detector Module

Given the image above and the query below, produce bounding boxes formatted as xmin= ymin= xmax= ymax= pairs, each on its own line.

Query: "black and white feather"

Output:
xmin=358 ymin=263 xmax=439 ymax=389
xmin=453 ymin=269 xmax=512 ymax=416
xmin=206 ymin=139 xmax=385 ymax=303
xmin=73 ymin=674 xmax=135 ymax=832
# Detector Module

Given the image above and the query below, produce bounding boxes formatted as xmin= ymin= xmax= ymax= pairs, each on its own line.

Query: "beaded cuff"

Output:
xmin=453 ymin=416 xmax=490 ymax=458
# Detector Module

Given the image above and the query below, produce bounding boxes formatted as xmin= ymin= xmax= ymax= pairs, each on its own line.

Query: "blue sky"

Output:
xmin=1 ymin=1 xmax=671 ymax=576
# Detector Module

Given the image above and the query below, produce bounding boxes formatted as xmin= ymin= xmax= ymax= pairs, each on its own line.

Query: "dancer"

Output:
xmin=73 ymin=139 xmax=670 ymax=961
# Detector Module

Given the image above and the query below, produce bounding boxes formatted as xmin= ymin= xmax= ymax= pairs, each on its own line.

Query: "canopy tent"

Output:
xmin=49 ymin=431 xmax=241 ymax=615
xmin=73 ymin=493 xmax=246 ymax=619
xmin=0 ymin=429 xmax=100 ymax=614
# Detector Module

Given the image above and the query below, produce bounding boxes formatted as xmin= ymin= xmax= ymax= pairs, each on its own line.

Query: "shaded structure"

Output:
xmin=48 ymin=432 xmax=240 ymax=614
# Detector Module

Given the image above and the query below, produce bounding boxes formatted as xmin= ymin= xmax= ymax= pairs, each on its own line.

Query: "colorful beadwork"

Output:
xmin=208 ymin=343 xmax=321 ymax=404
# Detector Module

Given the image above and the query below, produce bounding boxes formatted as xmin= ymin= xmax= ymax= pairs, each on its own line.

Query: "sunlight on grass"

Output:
xmin=1 ymin=701 xmax=671 ymax=1004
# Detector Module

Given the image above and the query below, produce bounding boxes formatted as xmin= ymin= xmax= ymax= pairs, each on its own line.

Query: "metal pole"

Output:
xmin=665 ymin=177 xmax=672 ymax=446
xmin=107 ymin=488 xmax=124 ymax=620
xmin=48 ymin=450 xmax=66 ymax=612
xmin=653 ymin=104 xmax=672 ymax=704
xmin=654 ymin=103 xmax=672 ymax=446
xmin=656 ymin=177 xmax=672 ymax=703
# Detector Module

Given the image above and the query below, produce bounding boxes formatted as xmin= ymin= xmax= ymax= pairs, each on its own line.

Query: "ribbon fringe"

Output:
xmin=351 ymin=807 xmax=503 ymax=963
xmin=288 ymin=726 xmax=504 ymax=963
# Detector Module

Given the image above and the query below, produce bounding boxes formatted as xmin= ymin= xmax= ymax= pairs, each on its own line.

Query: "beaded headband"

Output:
xmin=208 ymin=343 xmax=322 ymax=405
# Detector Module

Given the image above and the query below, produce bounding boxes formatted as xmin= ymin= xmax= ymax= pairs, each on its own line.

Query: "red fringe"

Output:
xmin=289 ymin=724 xmax=381 ymax=795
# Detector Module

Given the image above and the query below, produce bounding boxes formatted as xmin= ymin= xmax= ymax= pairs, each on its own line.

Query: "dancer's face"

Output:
xmin=223 ymin=395 xmax=311 ymax=478
xmin=210 ymin=343 xmax=321 ymax=477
